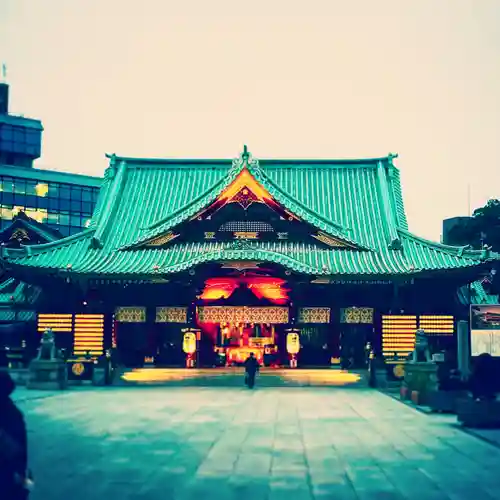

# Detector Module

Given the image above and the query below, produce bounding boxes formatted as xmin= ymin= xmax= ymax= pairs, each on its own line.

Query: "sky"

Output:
xmin=1 ymin=0 xmax=500 ymax=241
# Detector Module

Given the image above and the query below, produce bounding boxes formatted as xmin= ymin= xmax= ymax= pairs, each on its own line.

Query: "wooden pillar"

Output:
xmin=390 ymin=281 xmax=401 ymax=314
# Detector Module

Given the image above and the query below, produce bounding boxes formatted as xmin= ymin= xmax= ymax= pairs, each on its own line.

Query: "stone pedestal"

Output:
xmin=403 ymin=362 xmax=438 ymax=405
xmin=27 ymin=359 xmax=68 ymax=390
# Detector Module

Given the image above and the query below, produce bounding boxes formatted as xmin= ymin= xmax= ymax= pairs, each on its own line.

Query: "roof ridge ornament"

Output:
xmin=231 ymin=145 xmax=261 ymax=175
xmin=105 ymin=154 xmax=117 ymax=179
xmin=387 ymin=153 xmax=398 ymax=168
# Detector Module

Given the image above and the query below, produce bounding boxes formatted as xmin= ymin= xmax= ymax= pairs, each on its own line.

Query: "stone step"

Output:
xmin=115 ymin=368 xmax=369 ymax=388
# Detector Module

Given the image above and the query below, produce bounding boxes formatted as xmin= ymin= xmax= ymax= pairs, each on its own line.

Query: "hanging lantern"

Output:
xmin=286 ymin=330 xmax=300 ymax=355
xmin=182 ymin=331 xmax=197 ymax=354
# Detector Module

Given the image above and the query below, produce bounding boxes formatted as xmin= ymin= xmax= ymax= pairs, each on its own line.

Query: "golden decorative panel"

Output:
xmin=418 ymin=315 xmax=454 ymax=335
xmin=197 ymin=306 xmax=289 ymax=324
xmin=114 ymin=307 xmax=146 ymax=323
xmin=312 ymin=232 xmax=348 ymax=248
xmin=340 ymin=307 xmax=374 ymax=324
xmin=155 ymin=307 xmax=188 ymax=323
xmin=73 ymin=314 xmax=104 ymax=357
xmin=234 ymin=232 xmax=258 ymax=239
xmin=37 ymin=314 xmax=73 ymax=333
xmin=146 ymin=232 xmax=179 ymax=246
xmin=298 ymin=307 xmax=331 ymax=324
xmin=382 ymin=315 xmax=417 ymax=358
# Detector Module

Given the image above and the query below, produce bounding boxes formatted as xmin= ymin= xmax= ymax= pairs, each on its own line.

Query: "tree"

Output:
xmin=472 ymin=199 xmax=500 ymax=252
xmin=446 ymin=199 xmax=500 ymax=296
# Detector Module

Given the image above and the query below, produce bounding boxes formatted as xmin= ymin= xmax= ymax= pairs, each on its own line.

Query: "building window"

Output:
xmin=48 ymin=183 xmax=59 ymax=198
xmin=25 ymin=208 xmax=48 ymax=223
xmin=0 ymin=177 xmax=14 ymax=193
xmin=59 ymin=186 xmax=71 ymax=200
xmin=13 ymin=180 xmax=26 ymax=195
xmin=71 ymin=186 xmax=82 ymax=200
xmin=35 ymin=183 xmax=49 ymax=197
xmin=70 ymin=199 xmax=81 ymax=212
xmin=59 ymin=213 xmax=70 ymax=225
xmin=82 ymin=189 xmax=92 ymax=202
xmin=0 ymin=205 xmax=13 ymax=220
xmin=48 ymin=198 xmax=59 ymax=210
xmin=59 ymin=199 xmax=70 ymax=211
xmin=82 ymin=202 xmax=92 ymax=215
xmin=47 ymin=212 xmax=59 ymax=224
xmin=70 ymin=215 xmax=81 ymax=227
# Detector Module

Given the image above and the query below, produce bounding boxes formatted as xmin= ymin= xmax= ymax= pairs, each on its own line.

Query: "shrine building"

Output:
xmin=0 ymin=147 xmax=496 ymax=369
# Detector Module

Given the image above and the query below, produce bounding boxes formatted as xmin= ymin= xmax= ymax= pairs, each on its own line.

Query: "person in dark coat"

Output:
xmin=0 ymin=371 xmax=31 ymax=499
xmin=243 ymin=352 xmax=260 ymax=389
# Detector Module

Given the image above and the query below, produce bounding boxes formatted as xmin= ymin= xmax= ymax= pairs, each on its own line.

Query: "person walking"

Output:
xmin=243 ymin=352 xmax=260 ymax=389
xmin=0 ymin=371 xmax=32 ymax=499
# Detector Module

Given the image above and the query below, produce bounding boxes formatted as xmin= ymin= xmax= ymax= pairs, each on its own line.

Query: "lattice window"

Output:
xmin=155 ymin=307 xmax=188 ymax=323
xmin=197 ymin=306 xmax=289 ymax=324
xmin=340 ymin=308 xmax=374 ymax=324
xmin=298 ymin=307 xmax=331 ymax=324
xmin=115 ymin=307 xmax=146 ymax=323
xmin=219 ymin=221 xmax=274 ymax=232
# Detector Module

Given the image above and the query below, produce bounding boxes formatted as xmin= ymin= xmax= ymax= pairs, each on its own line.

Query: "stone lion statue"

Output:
xmin=36 ymin=328 xmax=57 ymax=361
xmin=410 ymin=329 xmax=432 ymax=363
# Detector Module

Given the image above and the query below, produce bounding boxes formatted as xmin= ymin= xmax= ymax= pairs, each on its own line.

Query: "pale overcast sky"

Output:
xmin=1 ymin=0 xmax=499 ymax=241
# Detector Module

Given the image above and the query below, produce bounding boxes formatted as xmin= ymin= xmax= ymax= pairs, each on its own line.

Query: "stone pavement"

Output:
xmin=14 ymin=385 xmax=500 ymax=500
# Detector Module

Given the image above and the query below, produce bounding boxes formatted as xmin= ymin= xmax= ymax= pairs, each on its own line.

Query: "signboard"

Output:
xmin=470 ymin=305 xmax=500 ymax=357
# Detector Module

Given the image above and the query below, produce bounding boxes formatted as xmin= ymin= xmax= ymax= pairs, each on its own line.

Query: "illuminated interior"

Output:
xmin=35 ymin=183 xmax=49 ymax=197
xmin=200 ymin=276 xmax=290 ymax=305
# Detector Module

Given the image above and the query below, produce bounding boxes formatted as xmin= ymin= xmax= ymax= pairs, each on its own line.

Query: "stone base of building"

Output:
xmin=6 ymin=368 xmax=29 ymax=386
xmin=27 ymin=359 xmax=68 ymax=390
xmin=457 ymin=398 xmax=500 ymax=428
xmin=402 ymin=362 xmax=438 ymax=405
xmin=427 ymin=390 xmax=469 ymax=413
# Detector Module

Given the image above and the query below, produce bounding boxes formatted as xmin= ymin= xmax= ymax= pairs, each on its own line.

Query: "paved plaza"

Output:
xmin=13 ymin=385 xmax=500 ymax=500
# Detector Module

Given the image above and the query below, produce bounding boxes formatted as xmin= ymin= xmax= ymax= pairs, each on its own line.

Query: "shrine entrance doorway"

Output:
xmin=196 ymin=306 xmax=289 ymax=367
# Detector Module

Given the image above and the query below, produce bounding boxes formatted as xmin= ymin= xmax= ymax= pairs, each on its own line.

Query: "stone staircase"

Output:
xmin=115 ymin=367 xmax=369 ymax=388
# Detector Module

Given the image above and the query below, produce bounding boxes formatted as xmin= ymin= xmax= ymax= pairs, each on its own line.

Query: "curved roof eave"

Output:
xmin=398 ymin=229 xmax=489 ymax=260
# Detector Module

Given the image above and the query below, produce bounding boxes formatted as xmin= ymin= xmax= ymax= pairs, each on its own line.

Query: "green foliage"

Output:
xmin=473 ymin=199 xmax=500 ymax=252
xmin=450 ymin=199 xmax=500 ymax=252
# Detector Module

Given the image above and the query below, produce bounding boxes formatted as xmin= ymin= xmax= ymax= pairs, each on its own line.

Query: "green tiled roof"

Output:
xmin=0 ymin=212 xmax=63 ymax=244
xmin=457 ymin=281 xmax=499 ymax=305
xmin=125 ymin=155 xmax=365 ymax=250
xmin=0 ymin=308 xmax=36 ymax=322
xmin=0 ymin=280 xmax=41 ymax=305
xmin=1 ymin=149 xmax=497 ymax=277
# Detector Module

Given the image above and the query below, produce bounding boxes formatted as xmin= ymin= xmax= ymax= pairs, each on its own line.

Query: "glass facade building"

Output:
xmin=0 ymin=165 xmax=102 ymax=236
xmin=0 ymin=81 xmax=102 ymax=236
xmin=0 ymin=119 xmax=42 ymax=163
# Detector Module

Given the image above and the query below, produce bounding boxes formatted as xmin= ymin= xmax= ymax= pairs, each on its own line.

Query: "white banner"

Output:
xmin=470 ymin=305 xmax=500 ymax=357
